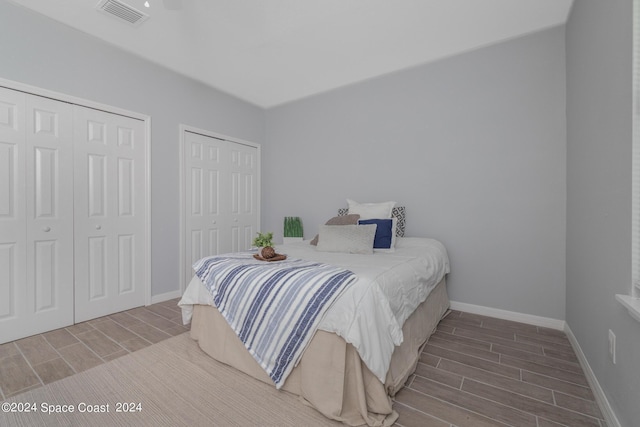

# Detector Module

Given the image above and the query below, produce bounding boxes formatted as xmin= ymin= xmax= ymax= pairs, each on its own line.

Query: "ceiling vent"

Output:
xmin=96 ymin=0 xmax=149 ymax=26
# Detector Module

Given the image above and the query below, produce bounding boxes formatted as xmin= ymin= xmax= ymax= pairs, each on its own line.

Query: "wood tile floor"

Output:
xmin=394 ymin=310 xmax=606 ymax=427
xmin=1 ymin=303 xmax=606 ymax=427
xmin=0 ymin=298 xmax=188 ymax=400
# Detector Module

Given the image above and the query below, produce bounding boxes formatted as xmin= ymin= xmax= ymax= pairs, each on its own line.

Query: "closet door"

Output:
xmin=229 ymin=142 xmax=258 ymax=252
xmin=0 ymin=89 xmax=74 ymax=343
xmin=183 ymin=130 xmax=259 ymax=286
xmin=0 ymin=87 xmax=27 ymax=343
xmin=184 ymin=131 xmax=228 ymax=285
xmin=25 ymin=95 xmax=74 ymax=332
xmin=73 ymin=105 xmax=146 ymax=322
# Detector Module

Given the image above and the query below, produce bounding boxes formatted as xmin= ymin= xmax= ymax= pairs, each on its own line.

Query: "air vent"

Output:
xmin=96 ymin=0 xmax=149 ymax=26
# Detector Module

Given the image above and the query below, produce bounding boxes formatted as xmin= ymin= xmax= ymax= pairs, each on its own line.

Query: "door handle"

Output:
xmin=96 ymin=225 xmax=102 ymax=230
xmin=43 ymin=226 xmax=51 ymax=232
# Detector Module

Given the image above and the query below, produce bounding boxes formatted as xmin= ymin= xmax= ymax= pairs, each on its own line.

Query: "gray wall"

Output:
xmin=0 ymin=1 xmax=264 ymax=297
xmin=3 ymin=0 xmax=637 ymax=423
xmin=265 ymin=26 xmax=567 ymax=320
xmin=566 ymin=0 xmax=640 ymax=425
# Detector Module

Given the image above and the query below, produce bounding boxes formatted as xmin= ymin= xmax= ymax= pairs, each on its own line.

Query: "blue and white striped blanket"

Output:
xmin=193 ymin=252 xmax=357 ymax=389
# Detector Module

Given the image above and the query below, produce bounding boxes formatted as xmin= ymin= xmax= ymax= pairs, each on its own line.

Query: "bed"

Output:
xmin=179 ymin=233 xmax=450 ymax=426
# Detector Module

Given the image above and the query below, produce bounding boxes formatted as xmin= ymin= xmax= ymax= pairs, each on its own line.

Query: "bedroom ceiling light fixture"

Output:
xmin=144 ymin=1 xmax=149 ymax=8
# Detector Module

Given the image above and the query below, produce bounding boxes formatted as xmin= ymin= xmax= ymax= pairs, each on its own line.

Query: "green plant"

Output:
xmin=253 ymin=231 xmax=274 ymax=248
xmin=284 ymin=217 xmax=303 ymax=238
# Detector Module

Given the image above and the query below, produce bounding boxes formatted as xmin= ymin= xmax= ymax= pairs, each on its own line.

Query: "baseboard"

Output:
xmin=448 ymin=300 xmax=566 ymax=330
xmin=564 ymin=325 xmax=621 ymax=427
xmin=150 ymin=290 xmax=182 ymax=305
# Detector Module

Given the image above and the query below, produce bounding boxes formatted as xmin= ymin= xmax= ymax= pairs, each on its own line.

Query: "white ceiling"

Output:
xmin=9 ymin=0 xmax=573 ymax=108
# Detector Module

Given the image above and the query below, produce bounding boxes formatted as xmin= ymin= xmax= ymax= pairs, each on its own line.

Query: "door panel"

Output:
xmin=34 ymin=239 xmax=56 ymax=311
xmin=0 ymin=88 xmax=26 ymax=342
xmin=208 ymin=170 xmax=219 ymax=215
xmin=74 ymin=105 xmax=146 ymax=322
xmin=191 ymin=229 xmax=203 ymax=267
xmin=231 ymin=226 xmax=240 ymax=253
xmin=34 ymin=147 xmax=58 ymax=218
xmin=191 ymin=167 xmax=203 ymax=216
xmin=229 ymin=144 xmax=258 ymax=252
xmin=118 ymin=158 xmax=134 ymax=216
xmin=0 ymin=243 xmax=17 ymax=321
xmin=25 ymin=94 xmax=74 ymax=335
xmin=88 ymin=236 xmax=107 ymax=300
xmin=88 ymin=154 xmax=107 ymax=216
xmin=0 ymin=89 xmax=75 ymax=344
xmin=118 ymin=234 xmax=134 ymax=293
xmin=0 ymin=142 xmax=16 ymax=218
xmin=184 ymin=131 xmax=258 ymax=286
xmin=184 ymin=132 xmax=227 ymax=285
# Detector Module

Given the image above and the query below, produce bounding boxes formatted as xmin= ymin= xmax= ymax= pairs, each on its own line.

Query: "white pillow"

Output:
xmin=347 ymin=199 xmax=396 ymax=220
xmin=316 ymin=224 xmax=377 ymax=254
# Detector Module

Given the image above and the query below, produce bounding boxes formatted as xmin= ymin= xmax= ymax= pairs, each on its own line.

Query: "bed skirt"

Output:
xmin=190 ymin=277 xmax=449 ymax=426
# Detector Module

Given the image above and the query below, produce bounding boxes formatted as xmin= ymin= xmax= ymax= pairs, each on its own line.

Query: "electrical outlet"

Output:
xmin=608 ymin=329 xmax=616 ymax=364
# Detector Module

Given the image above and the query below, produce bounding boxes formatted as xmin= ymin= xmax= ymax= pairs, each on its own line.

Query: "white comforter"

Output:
xmin=179 ymin=237 xmax=450 ymax=383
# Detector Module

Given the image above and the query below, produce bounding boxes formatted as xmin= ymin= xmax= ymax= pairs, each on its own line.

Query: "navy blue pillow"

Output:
xmin=358 ymin=219 xmax=393 ymax=249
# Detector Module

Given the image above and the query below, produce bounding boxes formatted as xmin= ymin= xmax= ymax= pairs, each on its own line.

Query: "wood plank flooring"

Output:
xmin=394 ymin=310 xmax=606 ymax=427
xmin=1 ymin=303 xmax=605 ymax=426
xmin=0 ymin=298 xmax=188 ymax=400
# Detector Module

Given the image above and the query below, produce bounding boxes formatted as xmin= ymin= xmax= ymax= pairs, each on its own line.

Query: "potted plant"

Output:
xmin=253 ymin=231 xmax=276 ymax=259
xmin=283 ymin=217 xmax=304 ymax=244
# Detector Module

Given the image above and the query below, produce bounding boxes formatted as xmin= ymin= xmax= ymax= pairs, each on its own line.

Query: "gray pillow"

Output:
xmin=316 ymin=224 xmax=377 ymax=255
xmin=310 ymin=214 xmax=360 ymax=246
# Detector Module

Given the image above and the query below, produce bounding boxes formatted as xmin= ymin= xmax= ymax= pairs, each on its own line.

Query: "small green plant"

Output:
xmin=253 ymin=231 xmax=274 ymax=248
xmin=284 ymin=217 xmax=303 ymax=238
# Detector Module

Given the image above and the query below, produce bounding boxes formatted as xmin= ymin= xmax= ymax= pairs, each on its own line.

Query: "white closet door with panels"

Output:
xmin=183 ymin=130 xmax=259 ymax=287
xmin=0 ymin=87 xmax=26 ymax=342
xmin=0 ymin=88 xmax=74 ymax=342
xmin=185 ymin=131 xmax=226 ymax=270
xmin=26 ymin=95 xmax=74 ymax=331
xmin=0 ymin=81 xmax=149 ymax=344
xmin=73 ymin=105 xmax=146 ymax=322
xmin=229 ymin=142 xmax=259 ymax=252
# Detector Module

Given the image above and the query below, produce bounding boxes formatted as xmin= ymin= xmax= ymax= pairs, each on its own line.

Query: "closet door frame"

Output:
xmin=178 ymin=124 xmax=261 ymax=293
xmin=0 ymin=76 xmax=152 ymax=308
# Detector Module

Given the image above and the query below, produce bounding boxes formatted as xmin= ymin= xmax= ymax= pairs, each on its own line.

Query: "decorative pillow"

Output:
xmin=347 ymin=199 xmax=396 ymax=220
xmin=358 ymin=218 xmax=397 ymax=252
xmin=339 ymin=206 xmax=406 ymax=237
xmin=316 ymin=224 xmax=377 ymax=254
xmin=310 ymin=214 xmax=360 ymax=246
